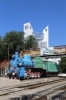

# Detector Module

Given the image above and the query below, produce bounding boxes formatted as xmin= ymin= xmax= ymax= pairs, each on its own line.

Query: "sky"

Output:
xmin=0 ymin=0 xmax=66 ymax=47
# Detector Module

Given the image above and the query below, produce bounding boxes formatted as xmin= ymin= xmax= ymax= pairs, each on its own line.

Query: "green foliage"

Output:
xmin=0 ymin=31 xmax=24 ymax=61
xmin=24 ymin=35 xmax=38 ymax=50
xmin=59 ymin=57 xmax=66 ymax=73
xmin=0 ymin=36 xmax=4 ymax=61
xmin=3 ymin=31 xmax=24 ymax=59
xmin=0 ymin=31 xmax=38 ymax=62
xmin=0 ymin=36 xmax=3 ymax=54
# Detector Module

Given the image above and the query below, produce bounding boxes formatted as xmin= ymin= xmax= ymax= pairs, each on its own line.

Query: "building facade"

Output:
xmin=23 ymin=22 xmax=49 ymax=48
xmin=54 ymin=45 xmax=66 ymax=54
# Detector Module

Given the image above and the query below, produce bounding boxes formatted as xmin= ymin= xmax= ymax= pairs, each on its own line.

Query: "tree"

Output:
xmin=59 ymin=57 xmax=66 ymax=73
xmin=0 ymin=36 xmax=3 ymax=55
xmin=3 ymin=31 xmax=24 ymax=60
xmin=24 ymin=35 xmax=38 ymax=50
xmin=0 ymin=36 xmax=4 ymax=62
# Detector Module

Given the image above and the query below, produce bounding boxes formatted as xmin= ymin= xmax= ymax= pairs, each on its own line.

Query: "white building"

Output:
xmin=23 ymin=22 xmax=49 ymax=48
xmin=40 ymin=47 xmax=54 ymax=56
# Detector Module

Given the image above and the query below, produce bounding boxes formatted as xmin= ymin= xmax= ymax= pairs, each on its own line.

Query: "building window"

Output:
xmin=40 ymin=41 xmax=47 ymax=48
xmin=45 ymin=28 xmax=47 ymax=31
xmin=25 ymin=25 xmax=29 ymax=30
xmin=30 ymin=26 xmax=31 ymax=29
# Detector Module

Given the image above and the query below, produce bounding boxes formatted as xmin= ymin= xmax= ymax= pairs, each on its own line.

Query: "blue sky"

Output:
xmin=0 ymin=0 xmax=66 ymax=46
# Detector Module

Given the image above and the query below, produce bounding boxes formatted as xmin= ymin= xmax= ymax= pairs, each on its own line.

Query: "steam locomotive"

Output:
xmin=7 ymin=52 xmax=59 ymax=80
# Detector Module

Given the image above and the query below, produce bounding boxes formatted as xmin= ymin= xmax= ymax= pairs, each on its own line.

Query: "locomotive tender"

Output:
xmin=8 ymin=52 xmax=59 ymax=80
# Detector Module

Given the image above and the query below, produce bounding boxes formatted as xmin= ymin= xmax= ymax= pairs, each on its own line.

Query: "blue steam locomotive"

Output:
xmin=7 ymin=52 xmax=59 ymax=80
xmin=8 ymin=52 xmax=36 ymax=80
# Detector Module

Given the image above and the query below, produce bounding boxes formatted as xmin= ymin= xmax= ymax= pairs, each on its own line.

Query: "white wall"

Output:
xmin=40 ymin=47 xmax=54 ymax=56
xmin=24 ymin=22 xmax=33 ymax=38
xmin=38 ymin=26 xmax=49 ymax=48
xmin=43 ymin=26 xmax=49 ymax=47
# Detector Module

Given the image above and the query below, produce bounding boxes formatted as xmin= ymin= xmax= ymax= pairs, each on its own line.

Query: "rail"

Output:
xmin=0 ymin=78 xmax=66 ymax=96
xmin=9 ymin=84 xmax=66 ymax=100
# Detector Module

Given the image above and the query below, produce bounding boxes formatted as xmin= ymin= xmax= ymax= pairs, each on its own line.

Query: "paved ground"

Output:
xmin=0 ymin=77 xmax=66 ymax=100
xmin=0 ymin=77 xmax=60 ymax=88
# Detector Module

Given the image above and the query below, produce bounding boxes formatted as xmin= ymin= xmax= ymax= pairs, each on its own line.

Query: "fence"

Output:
xmin=0 ymin=60 xmax=9 ymax=77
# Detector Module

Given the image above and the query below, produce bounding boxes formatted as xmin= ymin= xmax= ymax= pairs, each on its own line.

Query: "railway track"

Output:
xmin=9 ymin=84 xmax=66 ymax=100
xmin=0 ymin=78 xmax=66 ymax=97
xmin=30 ymin=95 xmax=47 ymax=100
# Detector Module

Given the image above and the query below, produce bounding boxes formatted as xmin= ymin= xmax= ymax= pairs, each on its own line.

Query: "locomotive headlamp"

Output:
xmin=13 ymin=73 xmax=15 ymax=75
xmin=19 ymin=63 xmax=22 ymax=66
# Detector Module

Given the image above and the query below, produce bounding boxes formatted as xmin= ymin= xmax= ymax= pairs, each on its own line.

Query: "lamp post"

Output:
xmin=5 ymin=42 xmax=13 ymax=60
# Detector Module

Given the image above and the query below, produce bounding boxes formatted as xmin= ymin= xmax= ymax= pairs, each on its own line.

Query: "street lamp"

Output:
xmin=5 ymin=42 xmax=13 ymax=60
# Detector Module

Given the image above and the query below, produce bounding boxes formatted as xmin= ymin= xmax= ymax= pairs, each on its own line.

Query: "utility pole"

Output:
xmin=5 ymin=42 xmax=13 ymax=60
xmin=8 ymin=44 xmax=9 ymax=60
